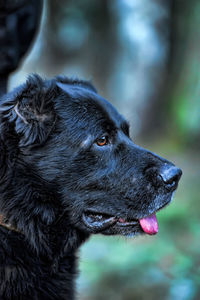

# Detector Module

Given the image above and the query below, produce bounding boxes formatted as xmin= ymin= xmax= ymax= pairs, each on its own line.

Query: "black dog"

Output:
xmin=0 ymin=75 xmax=182 ymax=299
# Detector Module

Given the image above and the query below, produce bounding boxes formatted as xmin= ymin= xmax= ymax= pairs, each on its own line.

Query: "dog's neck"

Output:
xmin=0 ymin=212 xmax=89 ymax=258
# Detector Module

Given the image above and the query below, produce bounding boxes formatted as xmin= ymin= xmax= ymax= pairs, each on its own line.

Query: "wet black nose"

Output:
xmin=158 ymin=166 xmax=182 ymax=191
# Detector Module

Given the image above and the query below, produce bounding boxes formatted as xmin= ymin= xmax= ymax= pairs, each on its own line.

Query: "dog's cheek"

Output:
xmin=62 ymin=152 xmax=100 ymax=186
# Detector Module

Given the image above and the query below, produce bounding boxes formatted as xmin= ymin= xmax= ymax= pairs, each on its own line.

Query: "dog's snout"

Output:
xmin=158 ymin=166 xmax=182 ymax=190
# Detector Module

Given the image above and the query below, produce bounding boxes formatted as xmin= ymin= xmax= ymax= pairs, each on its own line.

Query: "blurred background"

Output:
xmin=7 ymin=0 xmax=200 ymax=299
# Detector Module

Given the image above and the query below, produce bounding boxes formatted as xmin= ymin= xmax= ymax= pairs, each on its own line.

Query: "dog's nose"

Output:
xmin=158 ymin=166 xmax=182 ymax=191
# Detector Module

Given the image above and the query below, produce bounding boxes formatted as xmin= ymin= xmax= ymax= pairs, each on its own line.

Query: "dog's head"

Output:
xmin=0 ymin=75 xmax=182 ymax=241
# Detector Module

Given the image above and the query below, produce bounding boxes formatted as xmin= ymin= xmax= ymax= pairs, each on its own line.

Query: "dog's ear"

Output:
xmin=56 ymin=76 xmax=97 ymax=94
xmin=10 ymin=75 xmax=57 ymax=147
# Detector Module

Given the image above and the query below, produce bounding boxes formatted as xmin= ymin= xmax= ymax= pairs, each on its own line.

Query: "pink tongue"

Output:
xmin=139 ymin=214 xmax=158 ymax=235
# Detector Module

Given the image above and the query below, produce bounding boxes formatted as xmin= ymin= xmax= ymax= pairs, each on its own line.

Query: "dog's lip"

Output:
xmin=82 ymin=211 xmax=117 ymax=231
xmin=82 ymin=210 xmax=139 ymax=232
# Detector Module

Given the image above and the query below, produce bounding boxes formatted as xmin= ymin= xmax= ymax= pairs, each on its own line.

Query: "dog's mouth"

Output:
xmin=82 ymin=211 xmax=159 ymax=235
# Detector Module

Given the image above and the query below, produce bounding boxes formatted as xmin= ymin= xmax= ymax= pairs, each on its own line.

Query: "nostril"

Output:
xmin=159 ymin=166 xmax=182 ymax=189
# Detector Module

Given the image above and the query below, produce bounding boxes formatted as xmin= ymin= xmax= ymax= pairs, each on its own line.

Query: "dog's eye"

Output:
xmin=96 ymin=136 xmax=108 ymax=146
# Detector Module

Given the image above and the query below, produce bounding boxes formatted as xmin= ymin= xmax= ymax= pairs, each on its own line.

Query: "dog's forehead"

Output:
xmin=56 ymin=83 xmax=126 ymax=128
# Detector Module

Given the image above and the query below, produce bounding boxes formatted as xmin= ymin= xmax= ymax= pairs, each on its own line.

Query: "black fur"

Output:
xmin=0 ymin=75 xmax=181 ymax=299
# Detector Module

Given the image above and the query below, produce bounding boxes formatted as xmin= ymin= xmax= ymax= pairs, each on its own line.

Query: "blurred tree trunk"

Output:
xmin=169 ymin=0 xmax=200 ymax=146
xmin=141 ymin=0 xmax=200 ymax=147
xmin=40 ymin=0 xmax=118 ymax=95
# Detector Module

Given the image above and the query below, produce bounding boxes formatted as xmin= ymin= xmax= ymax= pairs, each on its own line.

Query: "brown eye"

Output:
xmin=96 ymin=136 xmax=108 ymax=146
